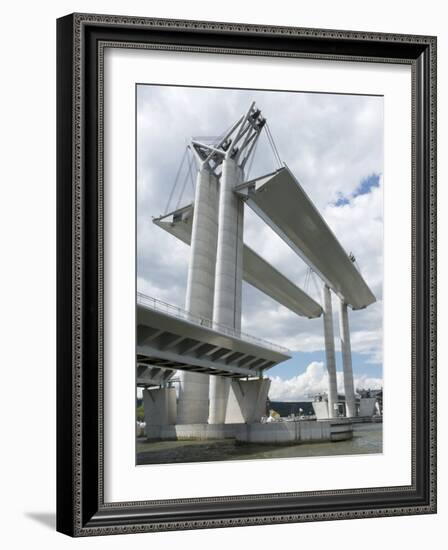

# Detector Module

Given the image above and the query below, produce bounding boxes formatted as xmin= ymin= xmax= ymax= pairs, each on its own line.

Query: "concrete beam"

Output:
xmin=137 ymin=326 xmax=164 ymax=345
xmin=159 ymin=334 xmax=186 ymax=351
xmin=225 ymin=352 xmax=247 ymax=365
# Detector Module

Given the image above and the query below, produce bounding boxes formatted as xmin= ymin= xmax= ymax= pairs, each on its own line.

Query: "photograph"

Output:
xmin=135 ymin=84 xmax=384 ymax=466
xmin=53 ymin=10 xmax=436 ymax=537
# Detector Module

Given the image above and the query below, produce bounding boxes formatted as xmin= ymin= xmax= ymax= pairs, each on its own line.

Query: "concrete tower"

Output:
xmin=338 ymin=299 xmax=357 ymax=417
xmin=177 ymin=167 xmax=219 ymax=424
xmin=178 ymin=105 xmax=265 ymax=425
xmin=208 ymin=158 xmax=244 ymax=423
xmin=322 ymin=284 xmax=338 ymax=418
xmin=209 ymin=103 xmax=266 ymax=424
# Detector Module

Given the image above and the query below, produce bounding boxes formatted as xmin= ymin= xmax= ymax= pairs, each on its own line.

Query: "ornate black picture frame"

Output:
xmin=56 ymin=13 xmax=437 ymax=536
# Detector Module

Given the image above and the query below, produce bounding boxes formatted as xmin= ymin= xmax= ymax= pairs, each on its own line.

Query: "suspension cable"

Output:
xmin=264 ymin=126 xmax=278 ymax=169
xmin=175 ymin=169 xmax=189 ymax=210
xmin=265 ymin=122 xmax=283 ymax=168
xmin=186 ymin=148 xmax=195 ymax=193
xmin=176 ymin=149 xmax=196 ymax=209
xmin=165 ymin=147 xmax=188 ymax=214
xmin=246 ymin=135 xmax=259 ymax=180
xmin=268 ymin=124 xmax=282 ymax=167
xmin=310 ymin=269 xmax=321 ymax=298
xmin=303 ymin=268 xmax=310 ymax=293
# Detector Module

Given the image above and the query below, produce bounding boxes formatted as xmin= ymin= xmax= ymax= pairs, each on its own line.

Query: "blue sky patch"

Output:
xmin=334 ymin=173 xmax=381 ymax=207
xmin=353 ymin=173 xmax=380 ymax=198
xmin=334 ymin=196 xmax=350 ymax=207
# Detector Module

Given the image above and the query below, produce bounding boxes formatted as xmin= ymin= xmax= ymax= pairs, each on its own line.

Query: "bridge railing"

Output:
xmin=137 ymin=292 xmax=289 ymax=355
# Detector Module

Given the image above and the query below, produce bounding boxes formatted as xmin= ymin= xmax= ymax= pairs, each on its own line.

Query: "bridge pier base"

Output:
xmin=143 ymin=387 xmax=177 ymax=429
xmin=225 ymin=378 xmax=271 ymax=424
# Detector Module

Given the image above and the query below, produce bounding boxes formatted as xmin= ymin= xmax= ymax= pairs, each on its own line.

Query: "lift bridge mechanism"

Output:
xmin=164 ymin=103 xmax=282 ymax=216
xmin=140 ymin=102 xmax=376 ymax=423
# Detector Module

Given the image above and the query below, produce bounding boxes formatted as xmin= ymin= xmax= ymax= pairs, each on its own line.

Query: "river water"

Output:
xmin=136 ymin=422 xmax=382 ymax=465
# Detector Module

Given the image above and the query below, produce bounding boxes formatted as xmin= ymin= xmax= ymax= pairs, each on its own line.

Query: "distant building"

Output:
xmin=268 ymin=400 xmax=315 ymax=417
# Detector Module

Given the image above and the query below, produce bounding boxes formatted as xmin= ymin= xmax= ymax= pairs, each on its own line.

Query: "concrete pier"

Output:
xmin=225 ymin=378 xmax=271 ymax=423
xmin=209 ymin=158 xmax=244 ymax=424
xmin=177 ymin=168 xmax=219 ymax=424
xmin=143 ymin=387 xmax=177 ymax=427
xmin=322 ymin=284 xmax=338 ymax=418
xmin=338 ymin=299 xmax=356 ymax=417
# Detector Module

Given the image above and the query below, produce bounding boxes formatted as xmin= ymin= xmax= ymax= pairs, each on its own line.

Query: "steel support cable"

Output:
xmin=165 ymin=147 xmax=188 ymax=214
xmin=303 ymin=267 xmax=310 ymax=293
xmin=265 ymin=122 xmax=282 ymax=168
xmin=270 ymin=127 xmax=283 ymax=168
xmin=246 ymin=135 xmax=259 ymax=180
xmin=264 ymin=124 xmax=281 ymax=170
xmin=268 ymin=123 xmax=283 ymax=168
xmin=175 ymin=168 xmax=189 ymax=210
xmin=263 ymin=126 xmax=277 ymax=170
xmin=176 ymin=149 xmax=196 ymax=208
xmin=310 ymin=269 xmax=321 ymax=299
xmin=186 ymin=148 xmax=196 ymax=193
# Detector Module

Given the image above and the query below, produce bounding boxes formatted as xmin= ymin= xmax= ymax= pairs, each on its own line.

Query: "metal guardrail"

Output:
xmin=137 ymin=292 xmax=289 ymax=355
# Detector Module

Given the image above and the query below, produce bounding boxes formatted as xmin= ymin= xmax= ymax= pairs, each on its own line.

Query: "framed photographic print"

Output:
xmin=56 ymin=13 xmax=437 ymax=536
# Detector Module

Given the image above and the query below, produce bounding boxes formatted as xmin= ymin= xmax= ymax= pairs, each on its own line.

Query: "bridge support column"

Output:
xmin=338 ymin=299 xmax=357 ymax=417
xmin=225 ymin=378 xmax=271 ymax=423
xmin=177 ymin=167 xmax=219 ymax=424
xmin=209 ymin=158 xmax=244 ymax=424
xmin=143 ymin=387 xmax=177 ymax=428
xmin=322 ymin=284 xmax=338 ymax=418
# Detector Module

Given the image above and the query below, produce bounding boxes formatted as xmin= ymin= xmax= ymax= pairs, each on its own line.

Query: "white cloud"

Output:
xmin=269 ymin=362 xmax=383 ymax=402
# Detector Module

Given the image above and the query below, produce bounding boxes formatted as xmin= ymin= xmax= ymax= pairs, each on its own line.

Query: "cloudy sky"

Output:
xmin=137 ymin=84 xmax=384 ymax=401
